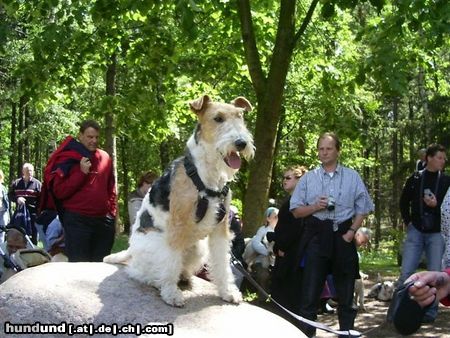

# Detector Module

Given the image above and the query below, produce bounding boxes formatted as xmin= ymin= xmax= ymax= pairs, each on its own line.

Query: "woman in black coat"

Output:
xmin=270 ymin=165 xmax=308 ymax=313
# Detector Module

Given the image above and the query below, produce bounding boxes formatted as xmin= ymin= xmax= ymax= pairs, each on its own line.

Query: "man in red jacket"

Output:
xmin=52 ymin=120 xmax=117 ymax=262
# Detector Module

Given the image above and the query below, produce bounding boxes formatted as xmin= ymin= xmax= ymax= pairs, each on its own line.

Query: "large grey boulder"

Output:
xmin=0 ymin=262 xmax=304 ymax=337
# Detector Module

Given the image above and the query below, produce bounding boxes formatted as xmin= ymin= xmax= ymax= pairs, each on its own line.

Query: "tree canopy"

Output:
xmin=0 ymin=0 xmax=448 ymax=244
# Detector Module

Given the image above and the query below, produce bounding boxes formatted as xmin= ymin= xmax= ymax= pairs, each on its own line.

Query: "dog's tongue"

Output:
xmin=225 ymin=152 xmax=241 ymax=169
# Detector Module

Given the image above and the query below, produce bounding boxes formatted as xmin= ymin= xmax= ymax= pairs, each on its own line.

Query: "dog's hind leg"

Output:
xmin=207 ymin=226 xmax=242 ymax=304
xmin=103 ymin=249 xmax=131 ymax=265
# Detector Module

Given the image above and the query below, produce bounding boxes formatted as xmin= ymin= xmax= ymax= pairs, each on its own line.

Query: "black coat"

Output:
xmin=272 ymin=196 xmax=304 ymax=279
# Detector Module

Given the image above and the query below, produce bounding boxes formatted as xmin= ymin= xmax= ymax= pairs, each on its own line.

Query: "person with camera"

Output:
xmin=397 ymin=143 xmax=449 ymax=323
xmin=290 ymin=132 xmax=374 ymax=338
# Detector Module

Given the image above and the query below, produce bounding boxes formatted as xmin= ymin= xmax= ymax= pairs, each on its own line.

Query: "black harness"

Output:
xmin=183 ymin=151 xmax=229 ymax=223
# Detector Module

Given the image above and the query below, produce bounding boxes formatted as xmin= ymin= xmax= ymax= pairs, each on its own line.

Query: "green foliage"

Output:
xmin=360 ymin=247 xmax=400 ymax=276
xmin=0 ymin=0 xmax=448 ymax=243
xmin=111 ymin=233 xmax=129 ymax=253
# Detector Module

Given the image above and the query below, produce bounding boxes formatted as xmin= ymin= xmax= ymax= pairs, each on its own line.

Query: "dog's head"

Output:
xmin=188 ymin=95 xmax=255 ymax=172
xmin=378 ymin=281 xmax=395 ymax=301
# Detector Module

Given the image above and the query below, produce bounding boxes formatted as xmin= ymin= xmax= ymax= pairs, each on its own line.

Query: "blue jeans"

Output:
xmin=35 ymin=223 xmax=48 ymax=250
xmin=399 ymin=224 xmax=444 ymax=319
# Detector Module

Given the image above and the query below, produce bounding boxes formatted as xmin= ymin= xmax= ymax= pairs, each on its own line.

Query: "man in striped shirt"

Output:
xmin=290 ymin=132 xmax=374 ymax=338
xmin=9 ymin=163 xmax=42 ymax=244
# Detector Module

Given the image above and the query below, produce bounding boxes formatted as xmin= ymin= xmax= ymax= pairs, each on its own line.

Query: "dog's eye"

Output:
xmin=214 ymin=116 xmax=224 ymax=123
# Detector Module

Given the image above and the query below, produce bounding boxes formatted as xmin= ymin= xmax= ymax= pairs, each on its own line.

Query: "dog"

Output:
xmin=367 ymin=273 xmax=396 ymax=301
xmin=353 ymin=271 xmax=368 ymax=311
xmin=242 ymin=233 xmax=275 ymax=271
xmin=104 ymin=95 xmax=254 ymax=307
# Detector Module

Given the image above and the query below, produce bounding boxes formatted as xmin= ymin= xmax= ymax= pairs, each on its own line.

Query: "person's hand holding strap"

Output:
xmin=406 ymin=271 xmax=450 ymax=307
xmin=80 ymin=157 xmax=91 ymax=174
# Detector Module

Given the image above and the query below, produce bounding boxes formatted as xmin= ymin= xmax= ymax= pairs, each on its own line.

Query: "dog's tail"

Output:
xmin=103 ymin=249 xmax=131 ymax=265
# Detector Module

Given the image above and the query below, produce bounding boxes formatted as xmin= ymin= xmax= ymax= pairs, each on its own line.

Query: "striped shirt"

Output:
xmin=9 ymin=177 xmax=42 ymax=214
xmin=290 ymin=164 xmax=374 ymax=224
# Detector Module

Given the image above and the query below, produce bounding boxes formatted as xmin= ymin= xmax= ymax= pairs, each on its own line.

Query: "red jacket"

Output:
xmin=441 ymin=268 xmax=450 ymax=306
xmin=52 ymin=147 xmax=117 ymax=218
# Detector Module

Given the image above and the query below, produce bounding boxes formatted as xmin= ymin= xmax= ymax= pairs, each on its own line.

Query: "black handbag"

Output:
xmin=387 ymin=281 xmax=427 ymax=335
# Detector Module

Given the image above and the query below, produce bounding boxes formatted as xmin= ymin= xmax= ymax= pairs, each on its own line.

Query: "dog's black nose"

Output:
xmin=234 ymin=139 xmax=247 ymax=151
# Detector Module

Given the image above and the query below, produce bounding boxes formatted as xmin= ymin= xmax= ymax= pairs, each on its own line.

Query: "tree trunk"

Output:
xmin=237 ymin=0 xmax=319 ymax=235
xmin=120 ymin=136 xmax=131 ymax=235
xmin=269 ymin=106 xmax=285 ymax=200
xmin=374 ymin=141 xmax=381 ymax=250
xmin=9 ymin=101 xmax=17 ymax=183
xmin=17 ymin=96 xmax=27 ymax=176
xmin=408 ymin=96 xmax=415 ymax=169
xmin=159 ymin=140 xmax=171 ymax=172
xmin=391 ymin=98 xmax=399 ymax=230
xmin=24 ymin=104 xmax=30 ymax=163
xmin=105 ymin=53 xmax=119 ymax=229
xmin=34 ymin=139 xmax=42 ymax=180
xmin=418 ymin=68 xmax=431 ymax=142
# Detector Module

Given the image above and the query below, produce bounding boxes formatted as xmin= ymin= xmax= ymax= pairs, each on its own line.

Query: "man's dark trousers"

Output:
xmin=297 ymin=234 xmax=358 ymax=337
xmin=63 ymin=210 xmax=115 ymax=262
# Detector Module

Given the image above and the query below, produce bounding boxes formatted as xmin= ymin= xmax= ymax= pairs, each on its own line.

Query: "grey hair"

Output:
xmin=23 ymin=163 xmax=34 ymax=171
xmin=357 ymin=227 xmax=372 ymax=240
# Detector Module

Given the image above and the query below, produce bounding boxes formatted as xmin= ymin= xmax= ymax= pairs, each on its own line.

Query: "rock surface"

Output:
xmin=0 ymin=262 xmax=304 ymax=337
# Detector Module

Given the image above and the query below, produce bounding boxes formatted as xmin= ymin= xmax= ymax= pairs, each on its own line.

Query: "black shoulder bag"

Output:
xmin=388 ymin=280 xmax=427 ymax=335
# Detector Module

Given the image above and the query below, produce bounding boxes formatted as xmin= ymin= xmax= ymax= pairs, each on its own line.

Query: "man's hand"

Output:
xmin=80 ymin=157 xmax=92 ymax=174
xmin=342 ymin=230 xmax=355 ymax=243
xmin=423 ymin=193 xmax=437 ymax=208
xmin=406 ymin=271 xmax=450 ymax=307
xmin=316 ymin=196 xmax=328 ymax=211
xmin=17 ymin=197 xmax=26 ymax=205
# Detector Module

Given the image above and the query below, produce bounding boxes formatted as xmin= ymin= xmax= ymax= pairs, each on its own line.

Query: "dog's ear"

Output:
xmin=231 ymin=97 xmax=253 ymax=112
xmin=189 ymin=95 xmax=211 ymax=113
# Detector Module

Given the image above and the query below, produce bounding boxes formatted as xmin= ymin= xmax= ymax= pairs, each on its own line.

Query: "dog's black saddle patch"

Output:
xmin=137 ymin=209 xmax=160 ymax=233
xmin=150 ymin=159 xmax=180 ymax=211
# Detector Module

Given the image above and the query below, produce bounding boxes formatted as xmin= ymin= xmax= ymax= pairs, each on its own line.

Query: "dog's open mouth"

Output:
xmin=224 ymin=151 xmax=241 ymax=169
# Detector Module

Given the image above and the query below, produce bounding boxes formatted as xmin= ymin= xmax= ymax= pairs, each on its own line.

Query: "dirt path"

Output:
xmin=255 ymin=277 xmax=450 ymax=338
xmin=317 ymin=295 xmax=450 ymax=337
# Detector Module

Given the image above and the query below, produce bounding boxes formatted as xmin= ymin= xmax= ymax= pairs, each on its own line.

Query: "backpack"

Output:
xmin=11 ymin=204 xmax=32 ymax=237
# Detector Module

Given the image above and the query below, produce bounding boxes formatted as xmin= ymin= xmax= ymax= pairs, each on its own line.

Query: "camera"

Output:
xmin=424 ymin=188 xmax=433 ymax=198
xmin=327 ymin=196 xmax=335 ymax=211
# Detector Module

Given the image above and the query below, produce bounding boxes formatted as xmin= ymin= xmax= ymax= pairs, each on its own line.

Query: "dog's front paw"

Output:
xmin=220 ymin=287 xmax=242 ymax=304
xmin=160 ymin=287 xmax=185 ymax=307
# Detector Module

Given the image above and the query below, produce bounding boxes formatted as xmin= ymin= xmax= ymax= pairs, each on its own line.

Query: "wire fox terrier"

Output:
xmin=104 ymin=95 xmax=255 ymax=307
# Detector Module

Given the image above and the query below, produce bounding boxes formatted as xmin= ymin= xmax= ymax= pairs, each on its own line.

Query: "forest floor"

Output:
xmin=252 ymin=275 xmax=450 ymax=338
